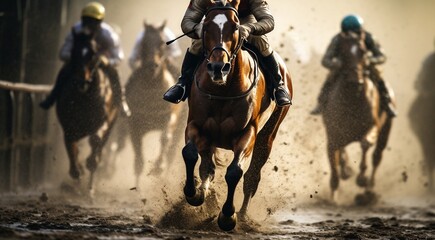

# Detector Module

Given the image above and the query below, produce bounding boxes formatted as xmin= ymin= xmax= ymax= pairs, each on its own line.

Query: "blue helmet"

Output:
xmin=341 ymin=14 xmax=364 ymax=32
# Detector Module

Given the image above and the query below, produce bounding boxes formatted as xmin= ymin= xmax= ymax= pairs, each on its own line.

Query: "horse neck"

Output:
xmin=227 ymin=50 xmax=252 ymax=90
xmin=334 ymin=64 xmax=369 ymax=105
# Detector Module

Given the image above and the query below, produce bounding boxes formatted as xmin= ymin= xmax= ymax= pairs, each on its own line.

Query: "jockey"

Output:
xmin=311 ymin=14 xmax=397 ymax=117
xmin=40 ymin=2 xmax=131 ymax=117
xmin=163 ymin=0 xmax=292 ymax=107
xmin=129 ymin=25 xmax=182 ymax=78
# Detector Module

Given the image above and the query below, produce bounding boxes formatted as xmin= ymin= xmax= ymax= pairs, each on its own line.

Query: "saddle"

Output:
xmin=241 ymin=42 xmax=275 ymax=97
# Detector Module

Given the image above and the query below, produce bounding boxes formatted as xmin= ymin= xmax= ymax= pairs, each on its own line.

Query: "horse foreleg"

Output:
xmin=64 ymin=137 xmax=82 ymax=180
xmin=150 ymin=128 xmax=172 ymax=175
xmin=339 ymin=148 xmax=353 ymax=180
xmin=182 ymin=140 xmax=203 ymax=206
xmin=328 ymin=143 xmax=340 ymax=200
xmin=87 ymin=120 xmax=115 ymax=193
xmin=356 ymin=140 xmax=371 ymax=188
xmin=218 ymin=127 xmax=255 ymax=231
xmin=198 ymin=149 xmax=215 ymax=198
xmin=130 ymin=131 xmax=144 ymax=188
xmin=87 ymin=134 xmax=103 ymax=192
xmin=369 ymin=118 xmax=392 ymax=189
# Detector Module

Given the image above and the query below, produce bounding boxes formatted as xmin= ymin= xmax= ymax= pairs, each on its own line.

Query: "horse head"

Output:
xmin=202 ymin=0 xmax=242 ymax=84
xmin=336 ymin=31 xmax=367 ymax=83
xmin=140 ymin=20 xmax=167 ymax=68
xmin=70 ymin=28 xmax=99 ymax=92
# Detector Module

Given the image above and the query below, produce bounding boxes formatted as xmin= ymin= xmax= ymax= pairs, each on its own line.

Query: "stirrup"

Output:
xmin=273 ymin=87 xmax=292 ymax=107
xmin=163 ymin=84 xmax=187 ymax=104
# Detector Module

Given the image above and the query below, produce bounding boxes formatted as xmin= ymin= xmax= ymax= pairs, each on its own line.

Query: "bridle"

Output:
xmin=202 ymin=5 xmax=244 ymax=74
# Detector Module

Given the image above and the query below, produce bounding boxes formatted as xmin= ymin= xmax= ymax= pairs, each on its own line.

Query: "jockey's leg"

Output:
xmin=262 ymin=53 xmax=292 ymax=106
xmin=369 ymin=65 xmax=397 ymax=117
xmin=39 ymin=64 xmax=69 ymax=109
xmin=376 ymin=78 xmax=397 ymax=117
xmin=249 ymin=35 xmax=291 ymax=107
xmin=104 ymin=65 xmax=131 ymax=117
xmin=311 ymin=73 xmax=336 ymax=115
xmin=163 ymin=45 xmax=202 ymax=104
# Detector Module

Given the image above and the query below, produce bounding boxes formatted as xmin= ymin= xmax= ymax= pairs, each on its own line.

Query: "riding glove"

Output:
xmin=239 ymin=25 xmax=251 ymax=41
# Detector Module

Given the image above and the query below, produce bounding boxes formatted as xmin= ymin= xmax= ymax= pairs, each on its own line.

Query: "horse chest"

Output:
xmin=198 ymin=104 xmax=252 ymax=140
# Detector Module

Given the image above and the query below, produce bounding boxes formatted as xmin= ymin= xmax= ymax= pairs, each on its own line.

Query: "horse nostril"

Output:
xmin=222 ymin=63 xmax=231 ymax=75
xmin=207 ymin=63 xmax=213 ymax=72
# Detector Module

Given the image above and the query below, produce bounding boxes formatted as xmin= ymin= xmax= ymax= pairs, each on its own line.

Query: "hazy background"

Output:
xmin=40 ymin=0 xmax=435 ymax=222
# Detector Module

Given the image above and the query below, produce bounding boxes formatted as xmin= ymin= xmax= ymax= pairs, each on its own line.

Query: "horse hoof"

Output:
xmin=185 ymin=188 xmax=205 ymax=206
xmin=218 ymin=211 xmax=237 ymax=231
xmin=356 ymin=175 xmax=368 ymax=187
xmin=355 ymin=190 xmax=378 ymax=206
xmin=69 ymin=168 xmax=81 ymax=180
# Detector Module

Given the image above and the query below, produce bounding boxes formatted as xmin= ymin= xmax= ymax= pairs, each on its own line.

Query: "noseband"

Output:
xmin=202 ymin=5 xmax=244 ymax=71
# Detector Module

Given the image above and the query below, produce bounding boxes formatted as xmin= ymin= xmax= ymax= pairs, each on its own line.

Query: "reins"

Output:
xmin=195 ymin=4 xmax=260 ymax=100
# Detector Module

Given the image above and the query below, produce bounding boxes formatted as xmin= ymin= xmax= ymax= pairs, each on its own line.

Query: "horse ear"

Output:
xmin=160 ymin=20 xmax=167 ymax=31
xmin=143 ymin=19 xmax=148 ymax=29
xmin=228 ymin=0 xmax=239 ymax=9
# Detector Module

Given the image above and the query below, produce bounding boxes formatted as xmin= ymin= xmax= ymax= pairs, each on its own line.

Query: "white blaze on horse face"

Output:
xmin=212 ymin=14 xmax=228 ymax=43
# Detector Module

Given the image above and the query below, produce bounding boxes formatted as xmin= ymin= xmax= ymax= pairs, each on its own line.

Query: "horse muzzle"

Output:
xmin=207 ymin=62 xmax=231 ymax=84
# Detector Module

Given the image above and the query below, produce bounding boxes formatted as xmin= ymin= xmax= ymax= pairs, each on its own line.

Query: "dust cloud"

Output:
xmin=41 ymin=0 xmax=435 ymax=226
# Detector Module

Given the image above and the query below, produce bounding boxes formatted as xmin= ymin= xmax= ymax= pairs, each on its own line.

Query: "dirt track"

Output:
xmin=0 ymin=191 xmax=434 ymax=240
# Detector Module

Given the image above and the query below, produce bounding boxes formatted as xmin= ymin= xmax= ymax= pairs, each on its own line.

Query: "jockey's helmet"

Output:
xmin=341 ymin=14 xmax=364 ymax=32
xmin=81 ymin=2 xmax=105 ymax=20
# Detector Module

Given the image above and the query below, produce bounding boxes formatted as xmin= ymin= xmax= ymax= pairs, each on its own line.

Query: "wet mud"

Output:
xmin=0 ymin=192 xmax=434 ymax=240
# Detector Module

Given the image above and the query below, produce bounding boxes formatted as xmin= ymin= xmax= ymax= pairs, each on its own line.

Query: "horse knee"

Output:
xmin=182 ymin=141 xmax=198 ymax=165
xmin=225 ymin=164 xmax=243 ymax=189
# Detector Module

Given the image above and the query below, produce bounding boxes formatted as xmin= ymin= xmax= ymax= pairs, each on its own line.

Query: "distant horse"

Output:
xmin=409 ymin=59 xmax=435 ymax=191
xmin=180 ymin=1 xmax=292 ymax=231
xmin=125 ymin=21 xmax=184 ymax=188
xmin=322 ymin=31 xmax=394 ymax=203
xmin=56 ymin=29 xmax=118 ymax=194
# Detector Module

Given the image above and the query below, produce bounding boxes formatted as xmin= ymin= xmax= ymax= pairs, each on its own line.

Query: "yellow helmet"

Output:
xmin=81 ymin=2 xmax=105 ymax=20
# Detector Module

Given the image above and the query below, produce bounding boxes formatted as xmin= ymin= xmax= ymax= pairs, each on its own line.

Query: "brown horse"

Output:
xmin=125 ymin=21 xmax=184 ymax=188
xmin=56 ymin=29 xmax=118 ymax=194
xmin=322 ymin=31 xmax=395 ymax=203
xmin=180 ymin=1 xmax=292 ymax=231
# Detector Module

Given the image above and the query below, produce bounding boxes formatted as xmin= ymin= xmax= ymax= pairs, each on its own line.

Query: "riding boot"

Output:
xmin=104 ymin=65 xmax=131 ymax=117
xmin=377 ymin=80 xmax=397 ymax=117
xmin=163 ymin=49 xmax=202 ymax=104
xmin=262 ymin=53 xmax=292 ymax=107
xmin=311 ymin=73 xmax=336 ymax=115
xmin=39 ymin=65 xmax=69 ymax=110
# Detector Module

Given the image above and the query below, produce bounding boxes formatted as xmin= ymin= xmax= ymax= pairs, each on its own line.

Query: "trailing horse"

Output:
xmin=55 ymin=29 xmax=118 ymax=195
xmin=321 ymin=31 xmax=395 ymax=204
xmin=125 ymin=21 xmax=184 ymax=188
xmin=180 ymin=1 xmax=292 ymax=231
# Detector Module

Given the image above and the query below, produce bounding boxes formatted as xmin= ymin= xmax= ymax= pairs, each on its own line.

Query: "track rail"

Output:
xmin=0 ymin=80 xmax=52 ymax=93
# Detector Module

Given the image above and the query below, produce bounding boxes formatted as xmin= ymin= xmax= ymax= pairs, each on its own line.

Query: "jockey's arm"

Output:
xmin=244 ymin=0 xmax=275 ymax=36
xmin=322 ymin=35 xmax=341 ymax=70
xmin=102 ymin=25 xmax=124 ymax=67
xmin=59 ymin=32 xmax=73 ymax=62
xmin=181 ymin=0 xmax=210 ymax=39
xmin=365 ymin=32 xmax=386 ymax=65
